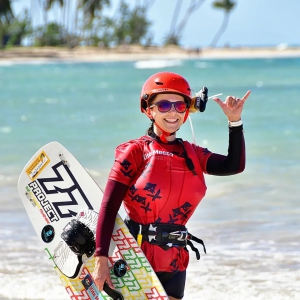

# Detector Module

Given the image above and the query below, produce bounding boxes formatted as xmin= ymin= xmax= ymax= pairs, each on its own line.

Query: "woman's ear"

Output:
xmin=145 ymin=107 xmax=153 ymax=119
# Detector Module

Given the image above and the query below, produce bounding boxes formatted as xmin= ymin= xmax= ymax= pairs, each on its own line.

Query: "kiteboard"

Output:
xmin=18 ymin=141 xmax=168 ymax=300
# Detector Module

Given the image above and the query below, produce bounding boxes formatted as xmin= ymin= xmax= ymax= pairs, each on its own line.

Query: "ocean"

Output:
xmin=0 ymin=56 xmax=299 ymax=300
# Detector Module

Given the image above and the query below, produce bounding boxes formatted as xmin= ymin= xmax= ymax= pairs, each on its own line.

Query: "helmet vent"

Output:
xmin=155 ymin=81 xmax=163 ymax=85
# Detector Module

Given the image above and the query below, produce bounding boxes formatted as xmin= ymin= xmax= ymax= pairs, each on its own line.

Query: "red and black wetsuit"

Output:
xmin=95 ymin=125 xmax=245 ymax=293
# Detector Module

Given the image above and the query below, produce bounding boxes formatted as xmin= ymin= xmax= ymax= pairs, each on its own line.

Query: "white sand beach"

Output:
xmin=1 ymin=45 xmax=300 ymax=62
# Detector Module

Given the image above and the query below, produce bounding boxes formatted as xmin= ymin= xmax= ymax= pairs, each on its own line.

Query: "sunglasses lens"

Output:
xmin=157 ymin=101 xmax=172 ymax=112
xmin=175 ymin=102 xmax=187 ymax=113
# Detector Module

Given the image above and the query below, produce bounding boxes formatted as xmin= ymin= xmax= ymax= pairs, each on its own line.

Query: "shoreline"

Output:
xmin=1 ymin=45 xmax=300 ymax=62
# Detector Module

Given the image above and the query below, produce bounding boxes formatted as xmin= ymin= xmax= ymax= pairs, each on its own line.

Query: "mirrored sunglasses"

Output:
xmin=149 ymin=100 xmax=188 ymax=113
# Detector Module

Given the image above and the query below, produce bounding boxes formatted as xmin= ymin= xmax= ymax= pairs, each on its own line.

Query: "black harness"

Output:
xmin=125 ymin=217 xmax=206 ymax=260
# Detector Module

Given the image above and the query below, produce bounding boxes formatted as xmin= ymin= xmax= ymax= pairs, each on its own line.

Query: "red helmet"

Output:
xmin=140 ymin=72 xmax=192 ymax=112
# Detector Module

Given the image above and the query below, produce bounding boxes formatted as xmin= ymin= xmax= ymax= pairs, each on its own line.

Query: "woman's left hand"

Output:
xmin=213 ymin=90 xmax=251 ymax=121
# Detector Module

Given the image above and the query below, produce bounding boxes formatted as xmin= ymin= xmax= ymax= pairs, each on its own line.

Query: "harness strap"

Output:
xmin=177 ymin=138 xmax=197 ymax=175
xmin=189 ymin=233 xmax=207 ymax=254
xmin=187 ymin=234 xmax=207 ymax=260
xmin=124 ymin=217 xmax=206 ymax=260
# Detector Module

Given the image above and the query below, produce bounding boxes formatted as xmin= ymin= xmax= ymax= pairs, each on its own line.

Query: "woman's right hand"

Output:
xmin=93 ymin=256 xmax=115 ymax=291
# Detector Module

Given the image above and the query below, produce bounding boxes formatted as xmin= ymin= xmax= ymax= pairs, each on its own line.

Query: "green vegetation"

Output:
xmin=0 ymin=0 xmax=236 ymax=49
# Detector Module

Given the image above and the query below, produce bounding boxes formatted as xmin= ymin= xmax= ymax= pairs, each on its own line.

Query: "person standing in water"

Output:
xmin=93 ymin=71 xmax=250 ymax=300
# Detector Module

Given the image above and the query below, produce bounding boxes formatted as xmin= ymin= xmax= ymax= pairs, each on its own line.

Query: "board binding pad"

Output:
xmin=18 ymin=141 xmax=169 ymax=300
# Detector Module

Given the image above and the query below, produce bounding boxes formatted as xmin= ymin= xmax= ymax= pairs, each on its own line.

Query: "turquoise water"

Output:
xmin=0 ymin=57 xmax=300 ymax=299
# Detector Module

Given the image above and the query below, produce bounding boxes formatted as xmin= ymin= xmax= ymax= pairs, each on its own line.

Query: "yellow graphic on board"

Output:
xmin=26 ymin=151 xmax=50 ymax=180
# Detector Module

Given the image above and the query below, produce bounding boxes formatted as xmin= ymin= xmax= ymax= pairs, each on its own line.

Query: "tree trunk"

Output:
xmin=168 ymin=0 xmax=182 ymax=38
xmin=176 ymin=0 xmax=205 ymax=37
xmin=210 ymin=12 xmax=229 ymax=47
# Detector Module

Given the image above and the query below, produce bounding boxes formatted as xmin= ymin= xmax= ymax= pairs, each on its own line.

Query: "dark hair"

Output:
xmin=145 ymin=96 xmax=155 ymax=136
xmin=146 ymin=122 xmax=154 ymax=135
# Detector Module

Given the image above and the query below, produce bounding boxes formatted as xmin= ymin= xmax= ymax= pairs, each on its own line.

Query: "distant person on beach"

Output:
xmin=93 ymin=71 xmax=251 ymax=300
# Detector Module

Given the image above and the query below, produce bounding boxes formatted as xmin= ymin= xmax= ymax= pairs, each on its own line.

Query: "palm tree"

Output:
xmin=45 ymin=0 xmax=64 ymax=24
xmin=210 ymin=0 xmax=235 ymax=47
xmin=0 ymin=0 xmax=14 ymax=24
xmin=77 ymin=0 xmax=110 ymax=22
xmin=76 ymin=0 xmax=110 ymax=43
xmin=0 ymin=0 xmax=14 ymax=47
xmin=165 ymin=0 xmax=205 ymax=46
xmin=141 ymin=0 xmax=155 ymax=10
xmin=45 ymin=0 xmax=67 ymax=42
xmin=167 ymin=0 xmax=182 ymax=45
xmin=128 ymin=5 xmax=150 ymax=44
xmin=175 ymin=0 xmax=205 ymax=42
xmin=46 ymin=0 xmax=64 ymax=9
xmin=36 ymin=0 xmax=48 ymax=25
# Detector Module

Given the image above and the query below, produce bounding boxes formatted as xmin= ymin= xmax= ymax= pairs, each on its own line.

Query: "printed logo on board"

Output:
xmin=41 ymin=225 xmax=55 ymax=243
xmin=26 ymin=151 xmax=50 ymax=180
xmin=82 ymin=274 xmax=93 ymax=289
xmin=27 ymin=161 xmax=94 ymax=222
xmin=28 ymin=181 xmax=59 ymax=222
xmin=81 ymin=274 xmax=99 ymax=298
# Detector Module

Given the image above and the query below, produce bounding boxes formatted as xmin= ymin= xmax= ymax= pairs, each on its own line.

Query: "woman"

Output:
xmin=93 ymin=71 xmax=250 ymax=300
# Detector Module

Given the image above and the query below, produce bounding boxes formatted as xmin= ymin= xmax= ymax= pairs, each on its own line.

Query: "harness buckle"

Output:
xmin=169 ymin=230 xmax=189 ymax=241
xmin=154 ymin=223 xmax=188 ymax=246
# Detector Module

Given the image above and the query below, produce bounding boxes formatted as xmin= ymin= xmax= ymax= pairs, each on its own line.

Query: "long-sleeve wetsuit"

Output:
xmin=95 ymin=125 xmax=245 ymax=272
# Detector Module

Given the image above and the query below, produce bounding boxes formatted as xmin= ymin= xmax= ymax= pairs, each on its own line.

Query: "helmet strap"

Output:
xmin=143 ymin=108 xmax=178 ymax=143
xmin=183 ymin=109 xmax=190 ymax=123
xmin=154 ymin=121 xmax=174 ymax=143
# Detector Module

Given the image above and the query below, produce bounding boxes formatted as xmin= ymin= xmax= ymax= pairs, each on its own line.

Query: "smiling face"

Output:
xmin=148 ymin=93 xmax=186 ymax=141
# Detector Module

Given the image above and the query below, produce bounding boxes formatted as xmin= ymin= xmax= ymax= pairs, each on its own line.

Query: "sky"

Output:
xmin=12 ymin=0 xmax=300 ymax=48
